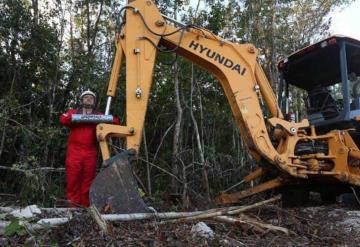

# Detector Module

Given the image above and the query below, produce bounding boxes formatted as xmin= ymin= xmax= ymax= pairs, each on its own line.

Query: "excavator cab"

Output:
xmin=278 ymin=36 xmax=360 ymax=132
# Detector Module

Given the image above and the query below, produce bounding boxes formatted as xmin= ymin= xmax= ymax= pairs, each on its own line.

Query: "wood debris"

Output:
xmin=0 ymin=195 xmax=286 ymax=237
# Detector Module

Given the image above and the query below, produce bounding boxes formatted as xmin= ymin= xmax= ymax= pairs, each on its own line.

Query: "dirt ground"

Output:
xmin=2 ymin=194 xmax=360 ymax=247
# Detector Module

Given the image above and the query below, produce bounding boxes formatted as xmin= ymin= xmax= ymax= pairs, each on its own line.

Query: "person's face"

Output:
xmin=82 ymin=95 xmax=95 ymax=108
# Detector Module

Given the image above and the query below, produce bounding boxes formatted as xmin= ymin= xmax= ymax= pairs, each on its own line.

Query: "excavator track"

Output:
xmin=89 ymin=150 xmax=151 ymax=214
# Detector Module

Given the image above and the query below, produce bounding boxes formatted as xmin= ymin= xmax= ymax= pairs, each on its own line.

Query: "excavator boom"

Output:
xmin=90 ymin=0 xmax=360 ymax=212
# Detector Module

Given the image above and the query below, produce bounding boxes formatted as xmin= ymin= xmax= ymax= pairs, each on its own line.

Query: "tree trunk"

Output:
xmin=31 ymin=0 xmax=38 ymax=26
xmin=190 ymin=65 xmax=211 ymax=206
xmin=44 ymin=3 xmax=66 ymax=164
xmin=171 ymin=61 xmax=182 ymax=194
xmin=0 ymin=121 xmax=6 ymax=160
xmin=60 ymin=2 xmax=75 ymax=109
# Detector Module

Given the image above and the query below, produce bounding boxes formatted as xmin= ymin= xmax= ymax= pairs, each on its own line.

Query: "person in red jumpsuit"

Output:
xmin=60 ymin=90 xmax=119 ymax=207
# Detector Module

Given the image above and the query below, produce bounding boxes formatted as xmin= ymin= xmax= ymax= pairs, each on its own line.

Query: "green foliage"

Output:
xmin=0 ymin=213 xmax=7 ymax=220
xmin=0 ymin=0 xmax=354 ymax=206
xmin=4 ymin=219 xmax=27 ymax=237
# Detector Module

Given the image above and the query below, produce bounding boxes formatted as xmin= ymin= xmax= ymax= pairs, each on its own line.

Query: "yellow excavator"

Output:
xmin=86 ymin=0 xmax=360 ymax=213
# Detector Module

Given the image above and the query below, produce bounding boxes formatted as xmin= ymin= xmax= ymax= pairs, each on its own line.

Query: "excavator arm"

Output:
xmin=97 ymin=0 xmax=306 ymax=174
xmin=90 ymin=0 xmax=360 ymax=212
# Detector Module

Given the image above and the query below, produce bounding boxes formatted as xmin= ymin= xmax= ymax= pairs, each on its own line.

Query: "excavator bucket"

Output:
xmin=89 ymin=151 xmax=151 ymax=214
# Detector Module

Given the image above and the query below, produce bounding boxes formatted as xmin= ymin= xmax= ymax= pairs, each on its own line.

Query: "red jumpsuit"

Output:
xmin=60 ymin=109 xmax=119 ymax=207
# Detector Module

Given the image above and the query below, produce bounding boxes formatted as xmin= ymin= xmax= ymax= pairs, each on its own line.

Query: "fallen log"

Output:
xmin=238 ymin=214 xmax=289 ymax=235
xmin=88 ymin=205 xmax=110 ymax=235
xmin=0 ymin=218 xmax=70 ymax=234
xmin=227 ymin=195 xmax=281 ymax=215
xmin=214 ymin=216 xmax=265 ymax=233
xmin=0 ymin=195 xmax=281 ymax=234
xmin=101 ymin=208 xmax=238 ymax=221
xmin=0 ymin=221 xmax=9 ymax=229
xmin=159 ymin=195 xmax=281 ymax=224
xmin=24 ymin=218 xmax=70 ymax=231
xmin=0 ymin=207 xmax=12 ymax=213
xmin=0 ymin=210 xmax=240 ymax=234
xmin=1 ymin=205 xmax=245 ymax=220
xmin=214 ymin=215 xmax=289 ymax=235
xmin=0 ymin=206 xmax=80 ymax=214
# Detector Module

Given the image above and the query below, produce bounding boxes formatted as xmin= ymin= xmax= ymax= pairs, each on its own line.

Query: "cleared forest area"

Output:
xmin=1 ymin=0 xmax=359 ymax=245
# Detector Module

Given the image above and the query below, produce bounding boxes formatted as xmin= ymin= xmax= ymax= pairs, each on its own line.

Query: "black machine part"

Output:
xmin=295 ymin=140 xmax=329 ymax=156
xmin=89 ymin=150 xmax=151 ymax=214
